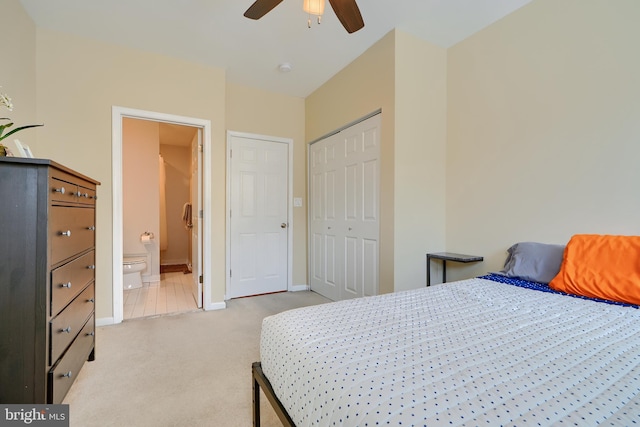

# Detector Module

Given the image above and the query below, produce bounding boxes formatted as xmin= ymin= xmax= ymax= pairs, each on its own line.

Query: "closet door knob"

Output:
xmin=281 ymin=223 xmax=287 ymax=229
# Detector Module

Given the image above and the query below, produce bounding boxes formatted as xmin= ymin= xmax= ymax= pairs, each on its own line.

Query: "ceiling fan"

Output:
xmin=244 ymin=0 xmax=365 ymax=34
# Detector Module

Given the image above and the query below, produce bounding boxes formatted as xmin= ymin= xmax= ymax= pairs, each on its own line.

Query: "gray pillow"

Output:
xmin=498 ymin=242 xmax=565 ymax=284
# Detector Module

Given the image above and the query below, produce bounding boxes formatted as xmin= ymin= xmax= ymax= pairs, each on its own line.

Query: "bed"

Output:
xmin=252 ymin=236 xmax=640 ymax=426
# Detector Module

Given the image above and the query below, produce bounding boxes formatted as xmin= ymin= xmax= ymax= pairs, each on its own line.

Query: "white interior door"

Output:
xmin=309 ymin=137 xmax=341 ymax=301
xmin=309 ymin=114 xmax=380 ymax=301
xmin=229 ymin=135 xmax=289 ymax=298
xmin=190 ymin=130 xmax=203 ymax=308
xmin=341 ymin=119 xmax=380 ymax=299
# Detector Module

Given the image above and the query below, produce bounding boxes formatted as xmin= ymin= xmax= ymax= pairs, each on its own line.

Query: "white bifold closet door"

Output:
xmin=309 ymin=113 xmax=381 ymax=301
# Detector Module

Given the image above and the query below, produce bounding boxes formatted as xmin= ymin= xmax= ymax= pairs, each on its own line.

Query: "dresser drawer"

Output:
xmin=51 ymin=250 xmax=95 ymax=316
xmin=50 ymin=206 xmax=96 ymax=265
xmin=50 ymin=283 xmax=95 ymax=365
xmin=49 ymin=172 xmax=96 ymax=207
xmin=48 ymin=314 xmax=95 ymax=404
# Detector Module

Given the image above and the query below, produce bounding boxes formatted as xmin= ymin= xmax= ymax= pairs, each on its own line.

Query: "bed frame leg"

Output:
xmin=252 ymin=361 xmax=296 ymax=427
xmin=252 ymin=362 xmax=261 ymax=427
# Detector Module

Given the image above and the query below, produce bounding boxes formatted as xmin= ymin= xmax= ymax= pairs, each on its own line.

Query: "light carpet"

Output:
xmin=63 ymin=291 xmax=330 ymax=426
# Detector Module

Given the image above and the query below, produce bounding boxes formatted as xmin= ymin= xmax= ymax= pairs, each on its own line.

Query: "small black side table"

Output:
xmin=426 ymin=252 xmax=483 ymax=286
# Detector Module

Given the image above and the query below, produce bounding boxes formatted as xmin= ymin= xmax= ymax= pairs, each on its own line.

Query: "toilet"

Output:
xmin=123 ymin=256 xmax=147 ymax=290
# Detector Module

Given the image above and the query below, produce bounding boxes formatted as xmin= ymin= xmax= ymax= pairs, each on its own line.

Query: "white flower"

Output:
xmin=0 ymin=87 xmax=14 ymax=112
xmin=0 ymin=86 xmax=42 ymax=143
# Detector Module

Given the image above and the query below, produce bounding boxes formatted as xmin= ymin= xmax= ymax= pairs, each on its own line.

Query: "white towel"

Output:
xmin=182 ymin=202 xmax=192 ymax=229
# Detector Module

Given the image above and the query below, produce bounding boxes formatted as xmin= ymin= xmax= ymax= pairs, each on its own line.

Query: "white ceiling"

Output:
xmin=19 ymin=0 xmax=532 ymax=98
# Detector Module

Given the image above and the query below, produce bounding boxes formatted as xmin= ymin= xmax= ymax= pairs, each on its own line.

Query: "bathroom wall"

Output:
xmin=123 ymin=118 xmax=160 ymax=282
xmin=159 ymin=143 xmax=191 ymax=266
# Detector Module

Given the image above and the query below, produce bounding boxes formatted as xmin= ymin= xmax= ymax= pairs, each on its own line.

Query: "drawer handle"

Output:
xmin=60 ymin=230 xmax=72 ymax=237
xmin=87 ymin=331 xmax=95 ymax=337
xmin=61 ymin=282 xmax=72 ymax=289
xmin=61 ymin=326 xmax=72 ymax=334
xmin=88 ymin=298 xmax=95 ymax=303
xmin=75 ymin=191 xmax=82 ymax=197
xmin=53 ymin=186 xmax=66 ymax=194
xmin=62 ymin=371 xmax=73 ymax=378
xmin=87 ymin=226 xmax=96 ymax=231
xmin=87 ymin=265 xmax=96 ymax=270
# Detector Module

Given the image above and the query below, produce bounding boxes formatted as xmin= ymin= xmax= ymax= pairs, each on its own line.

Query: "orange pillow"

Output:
xmin=549 ymin=234 xmax=640 ymax=305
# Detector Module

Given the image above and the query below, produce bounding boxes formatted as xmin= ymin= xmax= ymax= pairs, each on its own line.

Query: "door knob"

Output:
xmin=281 ymin=223 xmax=287 ymax=229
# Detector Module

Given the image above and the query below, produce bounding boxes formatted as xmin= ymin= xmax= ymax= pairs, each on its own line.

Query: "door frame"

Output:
xmin=112 ymin=106 xmax=215 ymax=324
xmin=225 ymin=131 xmax=296 ymax=299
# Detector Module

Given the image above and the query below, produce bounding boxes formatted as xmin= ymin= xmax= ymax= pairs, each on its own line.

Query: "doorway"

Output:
xmin=122 ymin=119 xmax=200 ymax=319
xmin=112 ymin=107 xmax=213 ymax=324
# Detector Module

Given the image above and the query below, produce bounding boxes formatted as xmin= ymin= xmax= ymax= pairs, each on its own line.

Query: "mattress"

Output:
xmin=260 ymin=277 xmax=640 ymax=426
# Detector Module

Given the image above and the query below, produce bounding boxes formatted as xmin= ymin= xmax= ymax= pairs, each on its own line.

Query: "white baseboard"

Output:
xmin=96 ymin=317 xmax=115 ymax=326
xmin=143 ymin=274 xmax=161 ymax=284
xmin=289 ymin=284 xmax=309 ymax=292
xmin=205 ymin=301 xmax=226 ymax=311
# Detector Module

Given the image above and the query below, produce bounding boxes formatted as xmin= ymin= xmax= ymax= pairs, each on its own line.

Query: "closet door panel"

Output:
xmin=343 ymin=236 xmax=358 ymax=298
xmin=325 ymin=234 xmax=337 ymax=287
xmin=309 ymin=113 xmax=380 ymax=301
xmin=363 ymin=238 xmax=378 ymax=297
xmin=363 ymin=160 xmax=378 ymax=222
xmin=344 ymin=163 xmax=358 ymax=221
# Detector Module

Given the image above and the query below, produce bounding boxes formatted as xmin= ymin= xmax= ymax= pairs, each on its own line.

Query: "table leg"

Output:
xmin=442 ymin=260 xmax=447 ymax=284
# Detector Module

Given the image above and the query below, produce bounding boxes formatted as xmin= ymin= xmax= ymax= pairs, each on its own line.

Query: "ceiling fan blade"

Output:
xmin=328 ymin=0 xmax=364 ymax=33
xmin=244 ymin=0 xmax=284 ymax=20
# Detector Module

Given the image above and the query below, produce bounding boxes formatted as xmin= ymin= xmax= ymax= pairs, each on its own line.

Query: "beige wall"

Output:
xmin=446 ymin=0 xmax=640 ymax=281
xmin=306 ymin=31 xmax=396 ymax=293
xmin=1 ymin=0 xmax=37 ymax=146
xmin=14 ymin=0 xmax=639 ymax=316
xmin=394 ymin=31 xmax=447 ymax=290
xmin=123 ymin=119 xmax=160 ymax=279
xmin=226 ymin=82 xmax=307 ymax=285
xmin=35 ymin=28 xmax=227 ymax=317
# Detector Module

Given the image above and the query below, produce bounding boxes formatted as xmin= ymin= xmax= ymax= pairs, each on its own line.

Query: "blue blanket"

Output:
xmin=481 ymin=273 xmax=639 ymax=308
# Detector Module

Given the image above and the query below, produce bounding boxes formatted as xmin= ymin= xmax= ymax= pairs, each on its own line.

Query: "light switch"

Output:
xmin=293 ymin=197 xmax=303 ymax=207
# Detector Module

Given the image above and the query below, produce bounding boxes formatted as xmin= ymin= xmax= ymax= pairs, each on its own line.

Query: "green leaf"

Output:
xmin=0 ymin=123 xmax=43 ymax=142
xmin=0 ymin=122 xmax=12 ymax=139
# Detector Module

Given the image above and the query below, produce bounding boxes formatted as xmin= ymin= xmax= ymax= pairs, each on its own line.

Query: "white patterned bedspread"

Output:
xmin=260 ymin=278 xmax=640 ymax=426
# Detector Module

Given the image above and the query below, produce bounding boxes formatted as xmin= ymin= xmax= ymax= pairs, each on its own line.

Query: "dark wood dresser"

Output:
xmin=0 ymin=157 xmax=99 ymax=403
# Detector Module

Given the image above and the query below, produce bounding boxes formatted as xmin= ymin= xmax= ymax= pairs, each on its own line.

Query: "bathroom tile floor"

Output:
xmin=123 ymin=271 xmax=199 ymax=320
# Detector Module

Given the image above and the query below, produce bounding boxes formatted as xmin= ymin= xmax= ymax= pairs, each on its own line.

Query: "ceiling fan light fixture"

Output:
xmin=303 ymin=0 xmax=325 ymax=16
xmin=303 ymin=0 xmax=325 ymax=26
